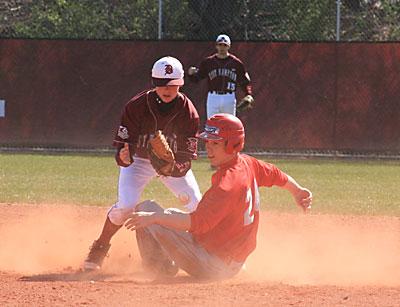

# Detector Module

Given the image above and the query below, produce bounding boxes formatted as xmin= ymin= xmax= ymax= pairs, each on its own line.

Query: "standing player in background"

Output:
xmin=187 ymin=34 xmax=255 ymax=118
xmin=83 ymin=56 xmax=202 ymax=271
xmin=124 ymin=114 xmax=313 ymax=279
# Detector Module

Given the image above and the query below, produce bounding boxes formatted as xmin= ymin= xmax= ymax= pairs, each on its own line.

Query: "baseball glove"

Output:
xmin=148 ymin=130 xmax=175 ymax=176
xmin=236 ymin=95 xmax=255 ymax=113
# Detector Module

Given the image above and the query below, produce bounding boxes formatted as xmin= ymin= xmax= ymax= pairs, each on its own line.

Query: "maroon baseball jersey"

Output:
xmin=189 ymin=53 xmax=252 ymax=95
xmin=113 ymin=89 xmax=200 ymax=177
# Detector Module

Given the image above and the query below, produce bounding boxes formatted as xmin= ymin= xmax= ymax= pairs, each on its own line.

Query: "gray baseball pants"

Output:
xmin=135 ymin=200 xmax=243 ymax=279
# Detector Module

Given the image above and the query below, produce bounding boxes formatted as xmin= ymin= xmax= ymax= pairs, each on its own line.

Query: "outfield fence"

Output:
xmin=0 ymin=39 xmax=399 ymax=156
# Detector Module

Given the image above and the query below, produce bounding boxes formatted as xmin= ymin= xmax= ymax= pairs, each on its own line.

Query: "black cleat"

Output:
xmin=158 ymin=259 xmax=179 ymax=277
xmin=83 ymin=240 xmax=111 ymax=271
xmin=144 ymin=259 xmax=179 ymax=278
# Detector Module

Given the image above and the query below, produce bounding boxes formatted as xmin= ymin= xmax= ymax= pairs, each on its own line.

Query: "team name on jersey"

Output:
xmin=137 ymin=133 xmax=178 ymax=153
xmin=208 ymin=68 xmax=237 ymax=81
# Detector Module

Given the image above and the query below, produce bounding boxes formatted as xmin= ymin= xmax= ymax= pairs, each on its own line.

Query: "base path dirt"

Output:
xmin=0 ymin=203 xmax=399 ymax=306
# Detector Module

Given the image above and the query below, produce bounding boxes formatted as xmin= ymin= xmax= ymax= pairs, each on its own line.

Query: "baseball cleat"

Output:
xmin=160 ymin=260 xmax=179 ymax=277
xmin=83 ymin=240 xmax=111 ymax=271
xmin=143 ymin=259 xmax=179 ymax=278
xmin=153 ymin=259 xmax=179 ymax=278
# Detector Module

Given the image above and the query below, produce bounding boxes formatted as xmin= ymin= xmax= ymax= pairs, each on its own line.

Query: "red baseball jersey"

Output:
xmin=113 ymin=89 xmax=200 ymax=177
xmin=189 ymin=154 xmax=288 ymax=263
xmin=189 ymin=53 xmax=252 ymax=95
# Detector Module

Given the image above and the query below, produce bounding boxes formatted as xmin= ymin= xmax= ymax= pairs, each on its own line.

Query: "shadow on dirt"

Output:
xmin=148 ymin=275 xmax=212 ymax=285
xmin=18 ymin=270 xmax=114 ymax=282
xmin=18 ymin=270 xmax=207 ymax=284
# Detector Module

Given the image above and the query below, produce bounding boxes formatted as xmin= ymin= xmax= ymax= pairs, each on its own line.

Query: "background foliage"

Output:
xmin=1 ymin=0 xmax=400 ymax=41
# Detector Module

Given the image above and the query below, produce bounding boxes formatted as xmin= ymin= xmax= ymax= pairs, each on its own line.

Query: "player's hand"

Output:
xmin=125 ymin=212 xmax=157 ymax=230
xmin=293 ymin=188 xmax=313 ymax=212
xmin=188 ymin=66 xmax=198 ymax=76
xmin=119 ymin=143 xmax=132 ymax=165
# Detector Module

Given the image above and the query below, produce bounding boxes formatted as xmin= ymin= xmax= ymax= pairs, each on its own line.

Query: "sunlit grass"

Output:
xmin=0 ymin=153 xmax=399 ymax=216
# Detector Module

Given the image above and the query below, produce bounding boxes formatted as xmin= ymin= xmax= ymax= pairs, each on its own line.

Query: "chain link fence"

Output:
xmin=162 ymin=0 xmax=400 ymax=41
xmin=1 ymin=1 xmax=399 ymax=157
xmin=1 ymin=0 xmax=400 ymax=41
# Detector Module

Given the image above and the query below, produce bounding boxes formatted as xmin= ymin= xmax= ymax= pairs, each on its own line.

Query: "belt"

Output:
xmin=209 ymin=91 xmax=233 ymax=95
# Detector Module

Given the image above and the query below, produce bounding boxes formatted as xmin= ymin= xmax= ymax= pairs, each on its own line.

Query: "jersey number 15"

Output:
xmin=227 ymin=82 xmax=236 ymax=92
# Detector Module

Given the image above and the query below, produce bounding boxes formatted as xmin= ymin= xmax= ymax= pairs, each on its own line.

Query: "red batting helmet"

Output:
xmin=199 ymin=113 xmax=245 ymax=154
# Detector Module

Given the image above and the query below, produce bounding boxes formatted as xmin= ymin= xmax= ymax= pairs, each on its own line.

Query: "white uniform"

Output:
xmin=108 ymin=157 xmax=201 ymax=225
xmin=206 ymin=91 xmax=236 ymax=118
xmin=188 ymin=35 xmax=252 ymax=119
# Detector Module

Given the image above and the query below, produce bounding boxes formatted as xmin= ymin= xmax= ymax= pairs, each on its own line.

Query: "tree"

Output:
xmin=3 ymin=0 xmax=400 ymax=41
xmin=11 ymin=0 xmax=159 ymax=39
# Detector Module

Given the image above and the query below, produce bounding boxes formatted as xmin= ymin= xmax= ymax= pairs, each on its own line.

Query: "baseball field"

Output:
xmin=0 ymin=153 xmax=399 ymax=306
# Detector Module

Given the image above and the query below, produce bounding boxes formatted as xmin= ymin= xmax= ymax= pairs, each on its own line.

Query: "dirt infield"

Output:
xmin=0 ymin=203 xmax=399 ymax=306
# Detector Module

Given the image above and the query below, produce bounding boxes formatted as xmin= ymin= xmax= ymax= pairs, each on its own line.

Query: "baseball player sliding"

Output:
xmin=124 ymin=114 xmax=313 ymax=279
xmin=83 ymin=56 xmax=202 ymax=271
xmin=188 ymin=34 xmax=255 ymax=118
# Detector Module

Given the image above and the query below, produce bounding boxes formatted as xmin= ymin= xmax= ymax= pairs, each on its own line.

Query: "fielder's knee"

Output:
xmin=183 ymin=192 xmax=201 ymax=212
xmin=135 ymin=200 xmax=164 ymax=213
xmin=107 ymin=206 xmax=134 ymax=226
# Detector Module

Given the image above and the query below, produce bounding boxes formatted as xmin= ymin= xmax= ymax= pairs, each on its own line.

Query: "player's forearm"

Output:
xmin=241 ymin=84 xmax=253 ymax=96
xmin=187 ymin=70 xmax=201 ymax=83
xmin=282 ymin=175 xmax=303 ymax=193
xmin=281 ymin=175 xmax=313 ymax=211
xmin=171 ymin=161 xmax=190 ymax=177
xmin=114 ymin=143 xmax=134 ymax=167
xmin=281 ymin=175 xmax=311 ymax=204
xmin=154 ymin=211 xmax=191 ymax=231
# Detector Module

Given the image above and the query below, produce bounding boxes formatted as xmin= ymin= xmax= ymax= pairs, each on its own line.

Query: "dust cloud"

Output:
xmin=0 ymin=204 xmax=399 ymax=286
xmin=0 ymin=204 xmax=138 ymax=275
xmin=246 ymin=212 xmax=400 ymax=286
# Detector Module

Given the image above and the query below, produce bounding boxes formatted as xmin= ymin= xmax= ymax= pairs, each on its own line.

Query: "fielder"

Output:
xmin=83 ymin=56 xmax=202 ymax=271
xmin=188 ymin=34 xmax=255 ymax=118
xmin=125 ymin=114 xmax=313 ymax=279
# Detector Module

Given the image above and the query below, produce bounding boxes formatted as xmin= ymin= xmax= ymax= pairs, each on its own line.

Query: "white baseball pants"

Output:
xmin=108 ymin=157 xmax=202 ymax=225
xmin=206 ymin=92 xmax=236 ymax=118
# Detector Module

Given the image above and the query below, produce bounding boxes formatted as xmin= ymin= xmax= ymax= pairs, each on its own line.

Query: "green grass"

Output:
xmin=0 ymin=153 xmax=399 ymax=216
